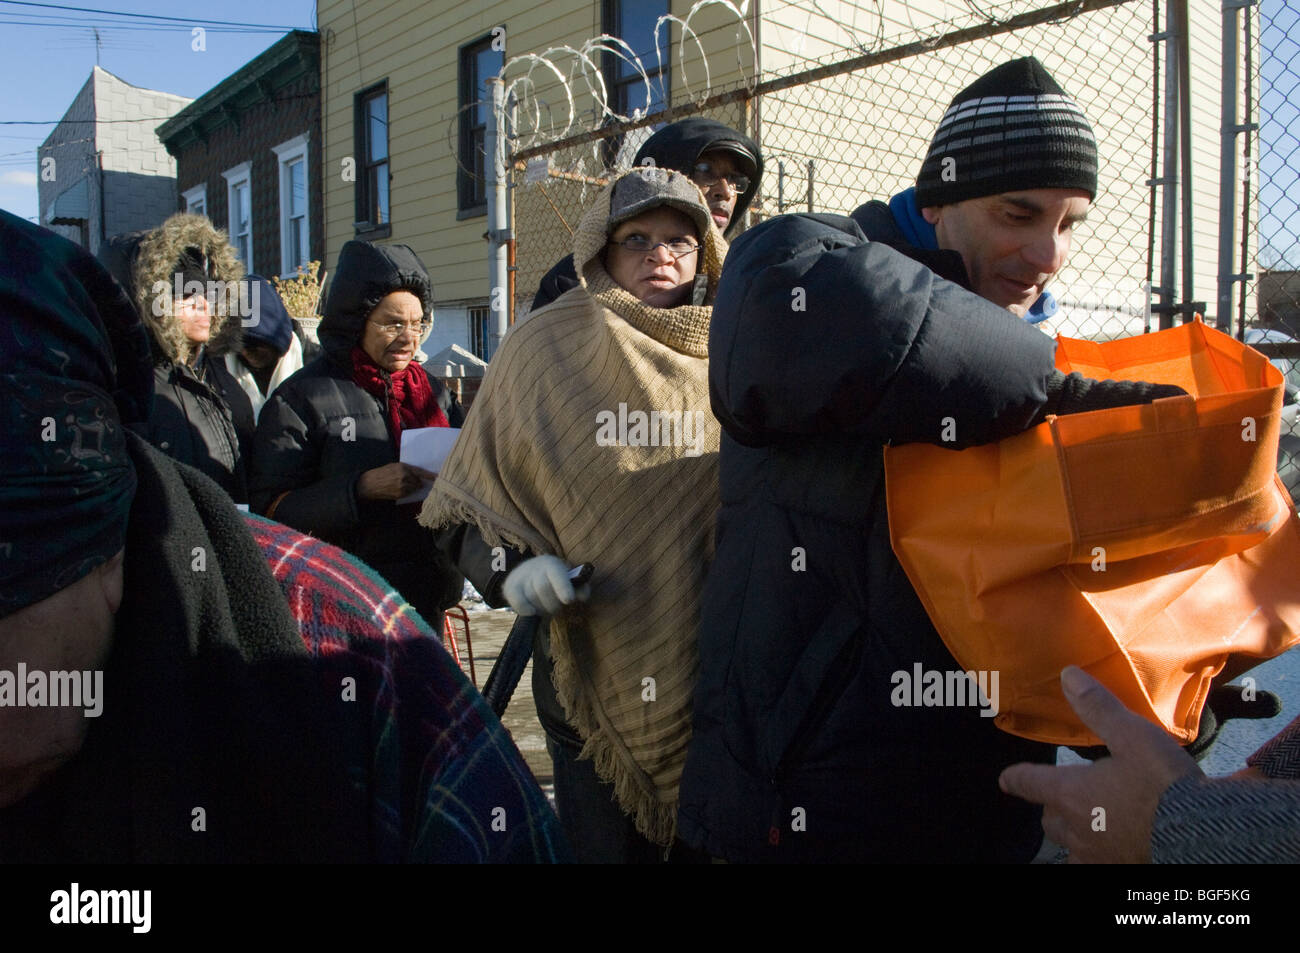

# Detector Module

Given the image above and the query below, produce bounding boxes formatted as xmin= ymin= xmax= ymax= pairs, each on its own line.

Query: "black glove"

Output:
xmin=1033 ymin=371 xmax=1188 ymax=424
xmin=1182 ymin=683 xmax=1284 ymax=761
xmin=1070 ymin=684 xmax=1283 ymax=762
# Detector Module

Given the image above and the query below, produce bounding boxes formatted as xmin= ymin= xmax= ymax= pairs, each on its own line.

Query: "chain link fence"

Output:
xmin=492 ymin=0 xmax=1299 ymax=493
xmin=505 ymin=0 xmax=1157 ymax=336
xmin=1246 ymin=0 xmax=1300 ymax=498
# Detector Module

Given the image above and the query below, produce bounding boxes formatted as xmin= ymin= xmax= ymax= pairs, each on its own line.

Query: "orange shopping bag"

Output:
xmin=884 ymin=320 xmax=1300 ymax=746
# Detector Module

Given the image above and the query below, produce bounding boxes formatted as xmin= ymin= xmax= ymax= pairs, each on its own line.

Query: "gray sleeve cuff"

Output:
xmin=1245 ymin=712 xmax=1300 ymax=779
xmin=1151 ymin=773 xmax=1300 ymax=863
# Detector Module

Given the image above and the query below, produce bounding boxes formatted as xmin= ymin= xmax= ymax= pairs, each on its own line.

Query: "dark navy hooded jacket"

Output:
xmin=676 ymin=207 xmax=1183 ymax=863
xmin=675 ymin=211 xmax=1062 ymax=863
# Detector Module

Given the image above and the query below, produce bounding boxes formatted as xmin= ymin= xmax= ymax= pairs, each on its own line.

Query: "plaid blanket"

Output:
xmin=245 ymin=513 xmax=569 ymax=863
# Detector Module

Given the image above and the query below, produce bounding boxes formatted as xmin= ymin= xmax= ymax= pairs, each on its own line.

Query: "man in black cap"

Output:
xmin=676 ymin=57 xmax=1185 ymax=863
xmin=530 ymin=116 xmax=762 ymax=312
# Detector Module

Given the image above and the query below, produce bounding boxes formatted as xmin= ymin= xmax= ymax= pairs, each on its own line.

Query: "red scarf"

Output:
xmin=350 ymin=346 xmax=448 ymax=449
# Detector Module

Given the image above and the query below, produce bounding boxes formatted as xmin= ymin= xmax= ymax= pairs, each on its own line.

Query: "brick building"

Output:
xmin=38 ymin=66 xmax=191 ymax=256
xmin=157 ymin=30 xmax=322 ymax=282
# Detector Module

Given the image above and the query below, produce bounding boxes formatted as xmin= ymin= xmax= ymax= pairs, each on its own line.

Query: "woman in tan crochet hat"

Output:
xmin=421 ymin=166 xmax=726 ymax=862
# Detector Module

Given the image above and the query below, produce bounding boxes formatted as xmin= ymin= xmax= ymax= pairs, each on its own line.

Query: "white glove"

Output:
xmin=502 ymin=555 xmax=589 ymax=616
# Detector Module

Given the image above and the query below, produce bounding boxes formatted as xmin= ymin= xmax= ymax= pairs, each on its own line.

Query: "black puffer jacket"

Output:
xmin=530 ymin=118 xmax=762 ymax=311
xmin=99 ymin=215 xmax=253 ymax=501
xmin=146 ymin=359 xmax=251 ymax=501
xmin=677 ymin=211 xmax=1182 ymax=863
xmin=248 ymin=241 xmax=465 ymax=624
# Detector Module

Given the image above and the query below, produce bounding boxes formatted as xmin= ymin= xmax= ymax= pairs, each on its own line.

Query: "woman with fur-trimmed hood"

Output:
xmin=421 ymin=167 xmax=726 ymax=862
xmin=99 ymin=213 xmax=253 ymax=501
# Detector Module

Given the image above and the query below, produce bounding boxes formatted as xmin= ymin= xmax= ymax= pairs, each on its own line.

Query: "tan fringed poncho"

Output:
xmin=419 ymin=171 xmax=726 ymax=844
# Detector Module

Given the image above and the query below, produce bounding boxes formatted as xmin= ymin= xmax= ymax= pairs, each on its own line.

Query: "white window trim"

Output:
xmin=182 ymin=183 xmax=207 ymax=216
xmin=272 ymin=133 xmax=311 ymax=278
xmin=221 ymin=161 xmax=253 ymax=269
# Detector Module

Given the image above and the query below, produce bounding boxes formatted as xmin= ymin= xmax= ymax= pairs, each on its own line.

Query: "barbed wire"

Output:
xmin=504 ymin=0 xmax=1151 ymax=333
xmin=500 ymin=1 xmax=757 ymax=149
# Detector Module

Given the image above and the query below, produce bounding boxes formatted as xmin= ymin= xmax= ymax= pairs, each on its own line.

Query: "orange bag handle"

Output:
xmin=264 ymin=490 xmax=291 ymax=521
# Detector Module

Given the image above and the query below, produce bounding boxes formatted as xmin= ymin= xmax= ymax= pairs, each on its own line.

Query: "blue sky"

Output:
xmin=1259 ymin=0 xmax=1299 ymax=269
xmin=0 ymin=0 xmax=317 ymax=222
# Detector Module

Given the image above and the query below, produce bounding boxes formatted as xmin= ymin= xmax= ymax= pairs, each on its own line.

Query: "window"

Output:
xmin=221 ymin=161 xmax=252 ymax=269
xmin=602 ymin=0 xmax=669 ymax=119
xmin=469 ymin=305 xmax=492 ymax=361
xmin=458 ymin=34 xmax=505 ymax=216
xmin=273 ymin=133 xmax=311 ymax=276
xmin=182 ymin=183 xmax=207 ymax=217
xmin=354 ymin=82 xmax=390 ymax=237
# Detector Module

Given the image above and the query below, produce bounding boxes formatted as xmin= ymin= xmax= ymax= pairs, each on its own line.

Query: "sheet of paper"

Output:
xmin=397 ymin=426 xmax=461 ymax=504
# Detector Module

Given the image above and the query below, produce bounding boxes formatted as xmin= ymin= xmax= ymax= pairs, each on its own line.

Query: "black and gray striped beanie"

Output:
xmin=915 ymin=56 xmax=1097 ymax=208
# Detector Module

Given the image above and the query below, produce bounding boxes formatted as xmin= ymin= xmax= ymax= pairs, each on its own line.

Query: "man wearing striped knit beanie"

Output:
xmin=678 ymin=57 xmax=1193 ymax=864
xmin=859 ymin=55 xmax=1097 ymax=323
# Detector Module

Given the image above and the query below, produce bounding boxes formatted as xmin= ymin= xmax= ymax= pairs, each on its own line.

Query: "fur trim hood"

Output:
xmin=99 ymin=213 xmax=246 ymax=365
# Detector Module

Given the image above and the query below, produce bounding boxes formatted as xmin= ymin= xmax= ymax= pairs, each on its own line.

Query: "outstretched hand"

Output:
xmin=998 ymin=666 xmax=1202 ymax=863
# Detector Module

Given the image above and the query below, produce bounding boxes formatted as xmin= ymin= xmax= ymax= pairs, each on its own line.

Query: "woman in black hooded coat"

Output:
xmin=249 ymin=240 xmax=465 ymax=630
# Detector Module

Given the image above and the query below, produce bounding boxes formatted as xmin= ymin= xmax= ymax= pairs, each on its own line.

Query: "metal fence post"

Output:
xmin=1158 ymin=0 xmax=1180 ymax=329
xmin=1174 ymin=0 xmax=1196 ymax=316
xmin=1217 ymin=0 xmax=1241 ymax=330
xmin=1145 ymin=0 xmax=1164 ymax=335
xmin=1236 ymin=0 xmax=1256 ymax=340
xmin=1217 ymin=0 xmax=1258 ymax=332
xmin=486 ymin=76 xmax=509 ymax=359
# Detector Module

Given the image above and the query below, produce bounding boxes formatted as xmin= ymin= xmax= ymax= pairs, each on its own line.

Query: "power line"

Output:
xmin=0 ymin=0 xmax=304 ymax=31
xmin=1 ymin=116 xmax=189 ymax=125
xmin=0 ymin=17 xmax=290 ymax=33
xmin=0 ymin=91 xmax=319 ymax=125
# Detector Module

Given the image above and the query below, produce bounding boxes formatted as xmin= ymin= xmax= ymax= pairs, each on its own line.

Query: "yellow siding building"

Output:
xmin=318 ymin=0 xmax=606 ymax=360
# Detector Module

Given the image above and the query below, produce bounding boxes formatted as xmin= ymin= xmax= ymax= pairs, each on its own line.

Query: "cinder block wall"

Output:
xmin=96 ymin=70 xmax=190 ymax=245
xmin=37 ymin=74 xmax=98 ymax=250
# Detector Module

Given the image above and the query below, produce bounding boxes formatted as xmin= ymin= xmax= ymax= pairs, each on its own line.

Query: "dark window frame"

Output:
xmin=353 ymin=80 xmax=391 ymax=239
xmin=469 ymin=304 xmax=492 ymax=361
xmin=600 ymin=0 xmax=671 ymax=166
xmin=458 ymin=33 xmax=505 ymax=218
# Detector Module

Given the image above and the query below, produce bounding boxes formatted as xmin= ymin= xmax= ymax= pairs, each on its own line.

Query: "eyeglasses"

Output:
xmin=691 ymin=161 xmax=750 ymax=194
xmin=367 ymin=318 xmax=431 ymax=338
xmin=610 ymin=237 xmax=700 ymax=258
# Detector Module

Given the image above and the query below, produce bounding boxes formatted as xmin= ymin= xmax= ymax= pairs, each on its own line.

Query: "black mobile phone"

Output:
xmin=570 ymin=563 xmax=595 ymax=586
